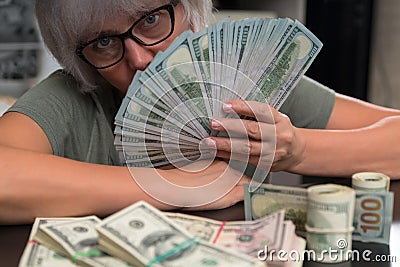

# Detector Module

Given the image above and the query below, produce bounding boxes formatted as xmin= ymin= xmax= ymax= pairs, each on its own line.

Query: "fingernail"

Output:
xmin=205 ymin=138 xmax=216 ymax=149
xmin=211 ymin=119 xmax=221 ymax=129
xmin=223 ymin=103 xmax=233 ymax=113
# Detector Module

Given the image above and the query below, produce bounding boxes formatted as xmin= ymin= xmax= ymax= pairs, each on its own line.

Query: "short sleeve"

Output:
xmin=7 ymin=70 xmax=120 ymax=165
xmin=279 ymin=76 xmax=336 ymax=129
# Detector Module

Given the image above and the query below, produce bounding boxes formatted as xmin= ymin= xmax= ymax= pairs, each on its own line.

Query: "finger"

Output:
xmin=237 ymin=176 xmax=252 ymax=186
xmin=215 ymin=150 xmax=274 ymax=166
xmin=205 ymin=136 xmax=276 ymax=162
xmin=222 ymin=100 xmax=277 ymax=123
xmin=205 ymin=136 xmax=260 ymax=155
xmin=210 ymin=118 xmax=275 ymax=141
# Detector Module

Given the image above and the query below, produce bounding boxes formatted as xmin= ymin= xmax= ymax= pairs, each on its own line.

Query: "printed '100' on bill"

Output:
xmin=244 ymin=183 xmax=394 ymax=244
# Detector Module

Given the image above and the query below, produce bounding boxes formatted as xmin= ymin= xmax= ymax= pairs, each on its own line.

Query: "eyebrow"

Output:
xmin=87 ymin=2 xmax=166 ymax=40
xmin=92 ymin=17 xmax=136 ymax=39
xmin=94 ymin=29 xmax=122 ymax=38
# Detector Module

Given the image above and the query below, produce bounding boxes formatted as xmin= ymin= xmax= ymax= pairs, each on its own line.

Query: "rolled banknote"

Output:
xmin=305 ymin=184 xmax=355 ymax=263
xmin=244 ymin=182 xmax=394 ymax=244
xmin=352 ymin=172 xmax=393 ymax=244
xmin=352 ymin=172 xmax=390 ymax=192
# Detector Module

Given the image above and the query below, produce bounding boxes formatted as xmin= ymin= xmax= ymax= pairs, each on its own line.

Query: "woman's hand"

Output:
xmin=204 ymin=100 xmax=306 ymax=172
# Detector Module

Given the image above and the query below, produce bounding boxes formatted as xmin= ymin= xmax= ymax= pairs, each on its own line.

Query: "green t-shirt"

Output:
xmin=280 ymin=75 xmax=335 ymax=129
xmin=7 ymin=70 xmax=335 ymax=166
xmin=8 ymin=70 xmax=122 ymax=165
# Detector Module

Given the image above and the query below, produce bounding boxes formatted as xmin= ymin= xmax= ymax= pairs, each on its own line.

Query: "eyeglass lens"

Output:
xmin=82 ymin=8 xmax=173 ymax=68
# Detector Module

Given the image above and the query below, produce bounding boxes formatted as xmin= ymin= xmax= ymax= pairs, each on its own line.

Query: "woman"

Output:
xmin=0 ymin=0 xmax=399 ymax=224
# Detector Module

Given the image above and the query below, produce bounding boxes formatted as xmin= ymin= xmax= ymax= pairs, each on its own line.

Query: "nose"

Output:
xmin=124 ymin=39 xmax=155 ymax=71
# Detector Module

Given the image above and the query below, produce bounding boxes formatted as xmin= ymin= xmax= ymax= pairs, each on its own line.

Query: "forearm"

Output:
xmin=0 ymin=146 xmax=175 ymax=225
xmin=291 ymin=116 xmax=400 ymax=179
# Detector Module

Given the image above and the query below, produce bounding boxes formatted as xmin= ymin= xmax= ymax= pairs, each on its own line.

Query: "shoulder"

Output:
xmin=7 ymin=70 xmax=119 ymax=162
xmin=11 ymin=70 xmax=97 ymax=118
xmin=295 ymin=76 xmax=334 ymax=94
xmin=27 ymin=70 xmax=89 ymax=104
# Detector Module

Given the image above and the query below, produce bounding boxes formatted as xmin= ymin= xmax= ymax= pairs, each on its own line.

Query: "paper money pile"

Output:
xmin=244 ymin=174 xmax=394 ymax=247
xmin=21 ymin=201 xmax=308 ymax=267
xmin=114 ymin=17 xmax=322 ymax=167
xmin=244 ymin=183 xmax=357 ymax=263
xmin=167 ymin=211 xmax=306 ymax=267
xmin=96 ymin=201 xmax=263 ymax=267
xmin=18 ymin=217 xmax=130 ymax=267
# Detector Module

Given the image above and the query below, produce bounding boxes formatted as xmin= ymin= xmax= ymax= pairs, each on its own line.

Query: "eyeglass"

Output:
xmin=76 ymin=0 xmax=180 ymax=69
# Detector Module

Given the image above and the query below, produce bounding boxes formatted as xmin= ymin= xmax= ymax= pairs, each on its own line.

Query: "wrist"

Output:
xmin=287 ymin=127 xmax=307 ymax=173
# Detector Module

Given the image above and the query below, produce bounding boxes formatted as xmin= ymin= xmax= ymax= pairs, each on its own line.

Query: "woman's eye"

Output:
xmin=144 ymin=14 xmax=160 ymax=26
xmin=96 ymin=37 xmax=112 ymax=48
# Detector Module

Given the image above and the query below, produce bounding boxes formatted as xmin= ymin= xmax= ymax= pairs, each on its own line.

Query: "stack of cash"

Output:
xmin=166 ymin=211 xmax=305 ymax=267
xmin=95 ymin=201 xmax=264 ymax=267
xmin=30 ymin=216 xmax=131 ymax=267
xmin=19 ymin=218 xmax=80 ymax=267
xmin=20 ymin=201 xmax=276 ymax=267
xmin=18 ymin=217 xmax=130 ymax=267
xmin=244 ymin=180 xmax=394 ymax=247
xmin=114 ymin=17 xmax=322 ymax=167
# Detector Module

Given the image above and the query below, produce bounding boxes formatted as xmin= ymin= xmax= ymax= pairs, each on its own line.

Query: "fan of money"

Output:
xmin=114 ymin=17 xmax=322 ymax=168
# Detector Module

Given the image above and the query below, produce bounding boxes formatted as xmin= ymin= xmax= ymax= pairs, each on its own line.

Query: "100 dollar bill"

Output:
xmin=19 ymin=218 xmax=79 ymax=267
xmin=244 ymin=183 xmax=394 ymax=244
xmin=35 ymin=216 xmax=130 ymax=267
xmin=96 ymin=201 xmax=264 ymax=267
xmin=166 ymin=209 xmax=285 ymax=255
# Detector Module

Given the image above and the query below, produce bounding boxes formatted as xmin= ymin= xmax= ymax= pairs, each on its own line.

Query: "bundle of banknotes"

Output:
xmin=244 ymin=172 xmax=394 ymax=251
xmin=306 ymin=184 xmax=356 ymax=263
xmin=166 ymin=211 xmax=305 ymax=266
xmin=19 ymin=201 xmax=306 ymax=267
xmin=114 ymin=17 xmax=322 ymax=167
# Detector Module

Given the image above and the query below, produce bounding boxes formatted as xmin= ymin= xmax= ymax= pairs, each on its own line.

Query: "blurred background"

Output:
xmin=0 ymin=0 xmax=59 ymax=99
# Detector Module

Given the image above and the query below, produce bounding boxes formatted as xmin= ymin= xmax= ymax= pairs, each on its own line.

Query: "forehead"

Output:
xmin=79 ymin=0 xmax=170 ymax=40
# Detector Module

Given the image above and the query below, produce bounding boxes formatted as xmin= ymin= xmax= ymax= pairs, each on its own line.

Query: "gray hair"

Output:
xmin=35 ymin=0 xmax=213 ymax=92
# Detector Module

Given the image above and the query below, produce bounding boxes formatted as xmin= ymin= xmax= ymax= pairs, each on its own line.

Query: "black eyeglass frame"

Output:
xmin=76 ymin=0 xmax=180 ymax=69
